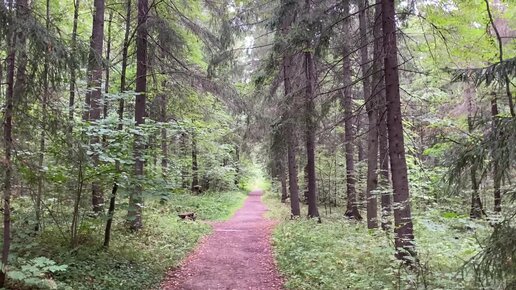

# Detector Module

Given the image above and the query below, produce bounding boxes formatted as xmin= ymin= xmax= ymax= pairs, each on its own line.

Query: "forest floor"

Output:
xmin=160 ymin=190 xmax=283 ymax=290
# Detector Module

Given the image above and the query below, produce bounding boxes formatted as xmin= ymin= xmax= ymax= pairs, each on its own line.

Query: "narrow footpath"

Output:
xmin=160 ymin=190 xmax=283 ymax=290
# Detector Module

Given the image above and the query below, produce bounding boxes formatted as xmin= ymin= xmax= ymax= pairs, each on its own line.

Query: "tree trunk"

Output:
xmin=104 ymin=0 xmax=131 ymax=248
xmin=191 ymin=131 xmax=200 ymax=194
xmin=280 ymin=164 xmax=288 ymax=203
xmin=465 ymin=84 xmax=485 ymax=219
xmin=359 ymin=0 xmax=378 ymax=229
xmin=343 ymin=0 xmax=362 ymax=220
xmin=287 ymin=136 xmax=301 ymax=217
xmin=160 ymin=94 xmax=168 ymax=176
xmin=104 ymin=10 xmax=113 ymax=115
xmin=373 ymin=0 xmax=391 ymax=230
xmin=180 ymin=133 xmax=190 ymax=189
xmin=234 ymin=145 xmax=240 ymax=185
xmin=69 ymin=0 xmax=80 ymax=123
xmin=303 ymin=0 xmax=320 ymax=219
xmin=382 ymin=0 xmax=416 ymax=262
xmin=484 ymin=0 xmax=514 ymax=117
xmin=36 ymin=0 xmax=52 ymax=232
xmin=0 ymin=6 xmax=16 ymax=288
xmin=86 ymin=0 xmax=105 ymax=214
xmin=128 ymin=0 xmax=148 ymax=231
xmin=280 ymin=0 xmax=300 ymax=217
xmin=490 ymin=95 xmax=502 ymax=213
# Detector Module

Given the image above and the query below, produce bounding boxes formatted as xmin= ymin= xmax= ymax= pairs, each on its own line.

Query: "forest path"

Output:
xmin=160 ymin=190 xmax=283 ymax=290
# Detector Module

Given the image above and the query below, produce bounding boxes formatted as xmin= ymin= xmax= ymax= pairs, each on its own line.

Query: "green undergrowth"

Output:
xmin=264 ymin=191 xmax=491 ymax=290
xmin=5 ymin=191 xmax=247 ymax=290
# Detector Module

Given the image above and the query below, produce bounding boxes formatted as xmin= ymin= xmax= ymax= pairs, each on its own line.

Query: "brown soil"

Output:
xmin=160 ymin=190 xmax=284 ymax=290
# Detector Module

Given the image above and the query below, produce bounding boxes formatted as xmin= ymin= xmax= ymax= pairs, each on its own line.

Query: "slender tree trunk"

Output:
xmin=234 ymin=145 xmax=240 ymax=185
xmin=36 ymin=0 xmax=52 ymax=232
xmin=104 ymin=10 xmax=113 ymax=116
xmin=280 ymin=164 xmax=288 ymax=203
xmin=180 ymin=133 xmax=189 ymax=189
xmin=485 ymin=0 xmax=509 ymax=213
xmin=490 ymin=95 xmax=502 ymax=213
xmin=484 ymin=0 xmax=514 ymax=117
xmin=287 ymin=136 xmax=301 ymax=217
xmin=0 ymin=5 xmax=16 ymax=287
xmin=191 ymin=130 xmax=200 ymax=194
xmin=104 ymin=0 xmax=132 ymax=247
xmin=382 ymin=0 xmax=416 ymax=262
xmin=128 ymin=0 xmax=148 ymax=230
xmin=303 ymin=163 xmax=309 ymax=204
xmin=359 ymin=0 xmax=378 ymax=229
xmin=343 ymin=0 xmax=362 ymax=220
xmin=280 ymin=0 xmax=300 ymax=217
xmin=303 ymin=0 xmax=320 ymax=219
xmin=86 ymin=0 xmax=105 ymax=214
xmin=69 ymin=0 xmax=80 ymax=123
xmin=373 ymin=0 xmax=391 ymax=230
xmin=465 ymin=84 xmax=485 ymax=219
xmin=160 ymin=94 xmax=168 ymax=176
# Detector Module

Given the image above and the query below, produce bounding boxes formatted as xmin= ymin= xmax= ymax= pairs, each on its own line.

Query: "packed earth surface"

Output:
xmin=161 ymin=190 xmax=283 ymax=290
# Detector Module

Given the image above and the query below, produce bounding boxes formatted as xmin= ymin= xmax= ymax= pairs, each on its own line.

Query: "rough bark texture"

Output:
xmin=359 ymin=0 xmax=378 ymax=229
xmin=303 ymin=0 xmax=320 ymax=219
xmin=1 ymin=6 xmax=16 ymax=288
xmin=343 ymin=0 xmax=362 ymax=220
xmin=69 ymin=0 xmax=80 ymax=123
xmin=373 ymin=0 xmax=391 ymax=230
xmin=280 ymin=0 xmax=300 ymax=217
xmin=129 ymin=0 xmax=148 ymax=230
xmin=87 ymin=0 xmax=105 ymax=214
xmin=382 ymin=0 xmax=416 ymax=262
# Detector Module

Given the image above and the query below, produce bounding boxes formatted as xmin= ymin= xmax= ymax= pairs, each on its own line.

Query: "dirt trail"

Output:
xmin=160 ymin=190 xmax=283 ymax=290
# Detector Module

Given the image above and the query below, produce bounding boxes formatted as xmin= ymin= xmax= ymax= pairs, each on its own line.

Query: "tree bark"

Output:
xmin=128 ymin=0 xmax=148 ymax=231
xmin=359 ymin=0 xmax=378 ymax=229
xmin=160 ymin=94 xmax=168 ymax=176
xmin=343 ymin=0 xmax=362 ymax=220
xmin=382 ymin=0 xmax=416 ymax=262
xmin=373 ymin=0 xmax=391 ymax=230
xmin=104 ymin=0 xmax=132 ymax=248
xmin=465 ymin=83 xmax=485 ymax=219
xmin=191 ymin=130 xmax=200 ymax=194
xmin=0 ymin=4 xmax=16 ymax=287
xmin=303 ymin=0 xmax=320 ymax=219
xmin=86 ymin=0 xmax=105 ymax=214
xmin=180 ymin=133 xmax=189 ymax=189
xmin=36 ymin=0 xmax=52 ymax=232
xmin=484 ymin=0 xmax=514 ymax=117
xmin=69 ymin=0 xmax=80 ymax=123
xmin=490 ymin=95 xmax=502 ymax=213
xmin=280 ymin=0 xmax=300 ymax=217
xmin=234 ymin=145 xmax=240 ymax=185
xmin=280 ymin=164 xmax=288 ymax=203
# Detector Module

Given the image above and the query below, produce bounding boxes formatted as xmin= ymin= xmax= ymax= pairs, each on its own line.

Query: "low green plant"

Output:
xmin=268 ymin=193 xmax=490 ymax=290
xmin=4 ymin=190 xmax=247 ymax=289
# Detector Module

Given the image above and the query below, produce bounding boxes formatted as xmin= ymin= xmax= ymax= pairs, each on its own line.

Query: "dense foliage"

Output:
xmin=0 ymin=0 xmax=514 ymax=289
